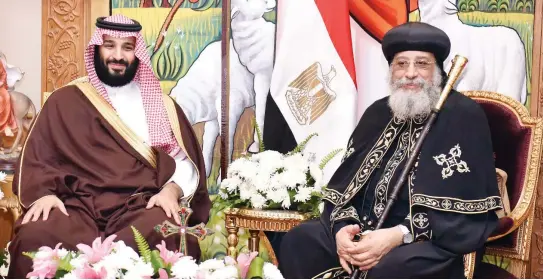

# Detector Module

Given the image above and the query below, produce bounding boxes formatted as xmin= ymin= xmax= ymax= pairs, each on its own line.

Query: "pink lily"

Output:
xmin=73 ymin=264 xmax=108 ymax=279
xmin=237 ymin=251 xmax=258 ymax=278
xmin=76 ymin=235 xmax=117 ymax=264
xmin=158 ymin=268 xmax=170 ymax=279
xmin=26 ymin=243 xmax=64 ymax=279
xmin=156 ymin=240 xmax=183 ymax=265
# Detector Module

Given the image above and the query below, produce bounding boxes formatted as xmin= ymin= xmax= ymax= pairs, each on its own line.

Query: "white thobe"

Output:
xmin=103 ymin=82 xmax=197 ymax=198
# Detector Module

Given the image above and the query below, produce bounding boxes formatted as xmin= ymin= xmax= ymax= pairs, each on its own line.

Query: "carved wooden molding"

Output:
xmin=530 ymin=0 xmax=543 ymax=277
xmin=41 ymin=0 xmax=90 ymax=95
xmin=41 ymin=0 xmax=109 ymax=103
xmin=531 ymin=1 xmax=543 ymax=118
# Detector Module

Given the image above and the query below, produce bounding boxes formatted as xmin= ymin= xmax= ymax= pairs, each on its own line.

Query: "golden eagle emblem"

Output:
xmin=285 ymin=62 xmax=337 ymax=125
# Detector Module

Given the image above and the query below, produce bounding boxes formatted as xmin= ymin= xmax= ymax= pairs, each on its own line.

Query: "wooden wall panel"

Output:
xmin=41 ymin=0 xmax=90 ymax=95
xmin=40 ymin=0 xmax=109 ymax=103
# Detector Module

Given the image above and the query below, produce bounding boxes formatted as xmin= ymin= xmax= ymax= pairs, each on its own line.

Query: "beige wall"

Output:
xmin=0 ymin=0 xmax=42 ymax=109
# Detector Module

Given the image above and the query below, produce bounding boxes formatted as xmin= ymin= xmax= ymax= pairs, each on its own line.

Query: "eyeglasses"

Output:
xmin=391 ymin=59 xmax=435 ymax=71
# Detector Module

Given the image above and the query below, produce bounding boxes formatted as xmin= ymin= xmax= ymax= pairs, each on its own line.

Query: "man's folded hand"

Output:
xmin=146 ymin=182 xmax=183 ymax=225
xmin=335 ymin=224 xmax=360 ymax=274
xmin=345 ymin=227 xmax=403 ymax=270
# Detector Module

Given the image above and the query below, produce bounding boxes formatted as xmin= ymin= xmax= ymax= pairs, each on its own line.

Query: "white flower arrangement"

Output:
xmin=217 ymin=129 xmax=342 ymax=217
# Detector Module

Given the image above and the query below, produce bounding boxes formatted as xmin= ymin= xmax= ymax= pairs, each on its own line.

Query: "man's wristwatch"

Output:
xmin=398 ymin=225 xmax=413 ymax=244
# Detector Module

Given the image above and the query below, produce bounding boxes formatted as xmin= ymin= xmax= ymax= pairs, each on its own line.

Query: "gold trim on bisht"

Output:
xmin=162 ymin=94 xmax=200 ymax=203
xmin=18 ymin=77 xmax=89 ymax=208
xmin=74 ymin=77 xmax=158 ymax=168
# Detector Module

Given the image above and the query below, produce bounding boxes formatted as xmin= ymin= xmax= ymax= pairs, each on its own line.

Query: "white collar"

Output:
xmin=103 ymin=81 xmax=138 ymax=97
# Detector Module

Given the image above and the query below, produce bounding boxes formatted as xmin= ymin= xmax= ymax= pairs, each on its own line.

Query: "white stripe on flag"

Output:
xmin=271 ymin=0 xmax=358 ymax=182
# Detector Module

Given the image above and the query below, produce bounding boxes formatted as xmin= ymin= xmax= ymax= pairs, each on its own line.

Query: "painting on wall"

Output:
xmin=411 ymin=0 xmax=534 ymax=107
xmin=347 ymin=0 xmax=534 ymax=112
xmin=110 ymin=0 xmax=277 ymax=262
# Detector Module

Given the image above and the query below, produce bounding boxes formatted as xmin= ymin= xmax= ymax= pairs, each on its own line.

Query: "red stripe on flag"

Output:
xmin=315 ymin=0 xmax=357 ymax=86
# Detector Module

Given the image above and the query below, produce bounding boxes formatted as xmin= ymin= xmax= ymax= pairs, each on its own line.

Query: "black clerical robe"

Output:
xmin=278 ymin=91 xmax=502 ymax=279
xmin=8 ymin=77 xmax=211 ymax=278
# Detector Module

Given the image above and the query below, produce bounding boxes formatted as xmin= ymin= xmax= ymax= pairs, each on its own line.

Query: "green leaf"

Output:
xmin=246 ymin=256 xmax=265 ymax=279
xmin=131 ymin=226 xmax=152 ymax=262
xmin=0 ymin=250 xmax=7 ymax=267
xmin=192 ymin=0 xmax=216 ymax=11
xmin=150 ymin=249 xmax=166 ymax=274
xmin=22 ymin=251 xmax=36 ymax=259
xmin=57 ymin=253 xmax=74 ymax=272
xmin=289 ymin=133 xmax=318 ymax=155
xmin=319 ymin=148 xmax=343 ymax=170
xmin=252 ymin=117 xmax=265 ymax=152
xmin=54 ymin=269 xmax=69 ymax=279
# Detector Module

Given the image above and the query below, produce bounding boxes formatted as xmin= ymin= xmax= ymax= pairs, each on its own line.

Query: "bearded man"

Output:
xmin=278 ymin=22 xmax=502 ymax=279
xmin=7 ymin=15 xmax=211 ymax=278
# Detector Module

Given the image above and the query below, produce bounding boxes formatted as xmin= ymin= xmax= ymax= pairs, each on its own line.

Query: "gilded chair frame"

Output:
xmin=462 ymin=90 xmax=543 ymax=278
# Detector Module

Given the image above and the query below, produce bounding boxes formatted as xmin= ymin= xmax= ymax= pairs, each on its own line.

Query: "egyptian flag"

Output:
xmin=262 ymin=0 xmax=357 ymax=182
xmin=262 ymin=0 xmax=414 ymax=181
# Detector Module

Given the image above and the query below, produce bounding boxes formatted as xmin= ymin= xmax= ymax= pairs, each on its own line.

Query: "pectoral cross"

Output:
xmin=154 ymin=201 xmax=214 ymax=255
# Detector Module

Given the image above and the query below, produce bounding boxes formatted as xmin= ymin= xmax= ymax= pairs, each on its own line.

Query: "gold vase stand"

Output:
xmin=223 ymin=208 xmax=311 ymax=265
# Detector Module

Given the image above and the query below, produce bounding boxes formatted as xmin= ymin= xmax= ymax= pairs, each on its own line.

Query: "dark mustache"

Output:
xmin=107 ymin=59 xmax=128 ymax=67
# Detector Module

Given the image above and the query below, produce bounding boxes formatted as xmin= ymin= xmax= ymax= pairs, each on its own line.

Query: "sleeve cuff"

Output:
xmin=401 ymin=215 xmax=411 ymax=229
xmin=333 ymin=220 xmax=356 ymax=239
xmin=167 ymin=155 xmax=198 ymax=198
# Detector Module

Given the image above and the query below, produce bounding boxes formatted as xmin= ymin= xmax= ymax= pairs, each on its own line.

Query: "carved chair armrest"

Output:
xmin=0 ymin=196 xmax=22 ymax=221
xmin=487 ymin=167 xmax=536 ymax=242
xmin=464 ymin=251 xmax=476 ymax=279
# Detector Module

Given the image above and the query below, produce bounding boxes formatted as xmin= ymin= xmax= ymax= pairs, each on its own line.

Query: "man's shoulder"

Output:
xmin=371 ymin=96 xmax=390 ymax=107
xmin=42 ymin=79 xmax=91 ymax=112
xmin=365 ymin=96 xmax=390 ymax=114
xmin=445 ymin=90 xmax=488 ymax=121
xmin=45 ymin=77 xmax=89 ymax=104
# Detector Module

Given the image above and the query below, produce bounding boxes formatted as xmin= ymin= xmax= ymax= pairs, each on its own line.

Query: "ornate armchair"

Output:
xmin=462 ymin=91 xmax=543 ymax=278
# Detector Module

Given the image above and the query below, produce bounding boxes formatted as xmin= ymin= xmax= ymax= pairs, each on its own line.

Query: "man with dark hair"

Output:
xmin=8 ymin=15 xmax=211 ymax=278
xmin=278 ymin=22 xmax=502 ymax=278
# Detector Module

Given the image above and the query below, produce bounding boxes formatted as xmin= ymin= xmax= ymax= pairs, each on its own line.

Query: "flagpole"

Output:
xmin=221 ymin=0 xmax=231 ymax=180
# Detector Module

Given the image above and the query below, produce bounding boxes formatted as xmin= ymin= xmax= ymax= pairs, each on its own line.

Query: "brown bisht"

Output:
xmin=7 ymin=77 xmax=211 ymax=278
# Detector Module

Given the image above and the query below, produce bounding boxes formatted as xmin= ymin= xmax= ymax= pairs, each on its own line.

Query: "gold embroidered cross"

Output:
xmin=374 ymin=203 xmax=385 ymax=217
xmin=154 ymin=201 xmax=214 ymax=255
xmin=442 ymin=199 xmax=452 ymax=209
xmin=433 ymin=144 xmax=470 ymax=179
xmin=413 ymin=213 xmax=429 ymax=228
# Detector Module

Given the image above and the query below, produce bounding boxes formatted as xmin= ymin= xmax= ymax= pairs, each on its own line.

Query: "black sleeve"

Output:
xmin=427 ymin=208 xmax=498 ymax=255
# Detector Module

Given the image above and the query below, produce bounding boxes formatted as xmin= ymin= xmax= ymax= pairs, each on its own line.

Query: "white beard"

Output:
xmin=388 ymin=67 xmax=443 ymax=121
